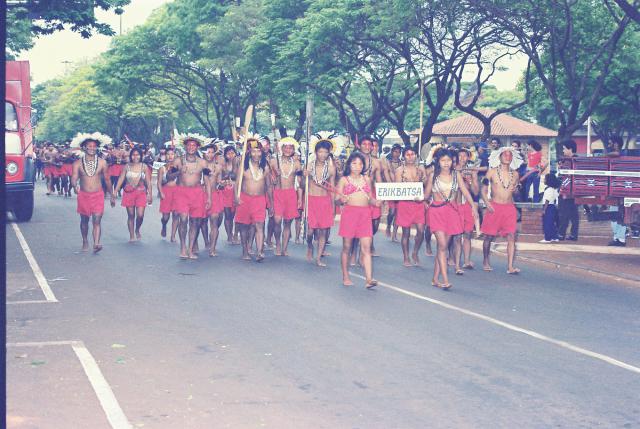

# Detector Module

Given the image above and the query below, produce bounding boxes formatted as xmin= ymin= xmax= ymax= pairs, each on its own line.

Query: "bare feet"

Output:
xmin=81 ymin=243 xmax=89 ymax=252
xmin=179 ymin=251 xmax=189 ymax=260
xmin=242 ymin=254 xmax=251 ymax=261
xmin=316 ymin=259 xmax=327 ymax=267
xmin=403 ymin=260 xmax=412 ymax=267
xmin=343 ymin=279 xmax=354 ymax=286
xmin=411 ymin=253 xmax=420 ymax=266
xmin=129 ymin=238 xmax=136 ymax=243
xmin=188 ymin=253 xmax=199 ymax=260
xmin=93 ymin=244 xmax=103 ymax=254
xmin=306 ymin=248 xmax=313 ymax=262
xmin=256 ymin=253 xmax=265 ymax=262
xmin=161 ymin=226 xmax=167 ymax=238
xmin=392 ymin=236 xmax=399 ymax=243
xmin=322 ymin=251 xmax=331 ymax=256
xmin=462 ymin=262 xmax=475 ymax=269
xmin=136 ymin=231 xmax=142 ymax=240
xmin=483 ymin=264 xmax=493 ymax=272
xmin=425 ymin=247 xmax=433 ymax=256
xmin=209 ymin=250 xmax=217 ymax=257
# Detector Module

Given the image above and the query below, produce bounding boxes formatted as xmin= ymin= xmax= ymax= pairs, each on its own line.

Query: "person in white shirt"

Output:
xmin=540 ymin=173 xmax=560 ymax=243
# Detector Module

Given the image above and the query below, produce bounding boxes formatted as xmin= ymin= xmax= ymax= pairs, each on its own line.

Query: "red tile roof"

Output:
xmin=411 ymin=112 xmax=557 ymax=138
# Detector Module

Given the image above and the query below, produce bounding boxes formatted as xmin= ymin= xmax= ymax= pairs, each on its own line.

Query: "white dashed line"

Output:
xmin=350 ymin=272 xmax=640 ymax=375
xmin=11 ymin=223 xmax=58 ymax=303
xmin=7 ymin=340 xmax=132 ymax=429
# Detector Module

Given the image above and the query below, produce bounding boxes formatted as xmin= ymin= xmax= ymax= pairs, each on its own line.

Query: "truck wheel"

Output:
xmin=14 ymin=191 xmax=34 ymax=222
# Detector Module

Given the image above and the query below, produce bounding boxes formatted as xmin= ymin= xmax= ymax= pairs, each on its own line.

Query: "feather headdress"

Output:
xmin=69 ymin=132 xmax=113 ymax=149
xmin=175 ymin=133 xmax=210 ymax=147
xmin=424 ymin=143 xmax=447 ymax=165
xmin=488 ymin=146 xmax=524 ymax=170
xmin=278 ymin=137 xmax=300 ymax=153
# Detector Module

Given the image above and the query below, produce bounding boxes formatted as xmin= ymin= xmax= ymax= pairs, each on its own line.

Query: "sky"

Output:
xmin=19 ymin=0 xmax=528 ymax=91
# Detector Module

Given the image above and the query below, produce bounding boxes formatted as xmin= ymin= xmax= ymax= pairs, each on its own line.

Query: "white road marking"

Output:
xmin=7 ymin=300 xmax=57 ymax=305
xmin=7 ymin=340 xmax=133 ymax=429
xmin=350 ymin=272 xmax=640 ymax=375
xmin=10 ymin=223 xmax=58 ymax=303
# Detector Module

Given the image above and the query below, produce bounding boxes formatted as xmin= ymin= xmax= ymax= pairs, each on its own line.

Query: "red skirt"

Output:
xmin=222 ymin=186 xmax=235 ymax=209
xmin=274 ymin=188 xmax=299 ymax=220
xmin=108 ymin=164 xmax=123 ymax=178
xmin=307 ymin=195 xmax=334 ymax=229
xmin=159 ymin=185 xmax=177 ymax=214
xmin=207 ymin=190 xmax=225 ymax=216
xmin=481 ymin=202 xmax=517 ymax=237
xmin=121 ymin=186 xmax=147 ymax=208
xmin=428 ymin=202 xmax=462 ymax=235
xmin=62 ymin=164 xmax=73 ymax=176
xmin=77 ymin=190 xmax=105 ymax=216
xmin=235 ymin=193 xmax=267 ymax=224
xmin=339 ymin=205 xmax=373 ymax=238
xmin=174 ymin=186 xmax=206 ymax=218
xmin=396 ymin=201 xmax=426 ymax=228
xmin=459 ymin=202 xmax=475 ymax=233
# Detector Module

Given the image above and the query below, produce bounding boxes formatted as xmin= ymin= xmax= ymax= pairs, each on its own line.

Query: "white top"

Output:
xmin=543 ymin=187 xmax=559 ymax=205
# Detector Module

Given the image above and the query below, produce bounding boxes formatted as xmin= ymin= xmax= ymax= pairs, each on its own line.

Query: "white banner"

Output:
xmin=152 ymin=161 xmax=165 ymax=171
xmin=375 ymin=182 xmax=424 ymax=201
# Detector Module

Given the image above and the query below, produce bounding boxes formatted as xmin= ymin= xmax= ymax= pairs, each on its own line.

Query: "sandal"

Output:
xmin=462 ymin=263 xmax=474 ymax=269
xmin=440 ymin=283 xmax=452 ymax=290
xmin=455 ymin=268 xmax=464 ymax=275
xmin=366 ymin=280 xmax=378 ymax=289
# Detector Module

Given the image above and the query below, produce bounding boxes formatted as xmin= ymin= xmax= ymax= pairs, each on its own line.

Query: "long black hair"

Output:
xmin=432 ymin=148 xmax=456 ymax=179
xmin=129 ymin=147 xmax=143 ymax=163
xmin=244 ymin=147 xmax=268 ymax=171
xmin=343 ymin=152 xmax=366 ymax=177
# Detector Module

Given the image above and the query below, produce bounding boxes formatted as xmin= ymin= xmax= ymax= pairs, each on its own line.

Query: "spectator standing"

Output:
xmin=540 ymin=173 xmax=560 ymax=243
xmin=522 ymin=139 xmax=544 ymax=202
xmin=558 ymin=140 xmax=579 ymax=241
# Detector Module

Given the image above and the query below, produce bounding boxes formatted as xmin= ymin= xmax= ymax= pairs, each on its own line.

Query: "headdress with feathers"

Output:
xmin=70 ymin=132 xmax=113 ymax=149
xmin=278 ymin=137 xmax=300 ymax=153
xmin=308 ymin=131 xmax=345 ymax=156
xmin=488 ymin=146 xmax=524 ymax=170
xmin=424 ymin=143 xmax=447 ymax=165
xmin=175 ymin=133 xmax=210 ymax=147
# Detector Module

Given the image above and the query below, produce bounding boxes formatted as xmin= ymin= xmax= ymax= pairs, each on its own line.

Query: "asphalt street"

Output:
xmin=6 ymin=182 xmax=640 ymax=429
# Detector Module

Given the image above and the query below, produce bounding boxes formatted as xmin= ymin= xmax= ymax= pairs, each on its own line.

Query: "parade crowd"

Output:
xmin=33 ymin=132 xmax=601 ymax=289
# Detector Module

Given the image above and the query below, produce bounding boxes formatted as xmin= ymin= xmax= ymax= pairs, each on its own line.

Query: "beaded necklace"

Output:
xmin=311 ymin=159 xmax=330 ymax=185
xmin=280 ymin=156 xmax=295 ymax=179
xmin=82 ymin=154 xmax=98 ymax=177
xmin=249 ymin=160 xmax=264 ymax=181
xmin=496 ymin=167 xmax=514 ymax=190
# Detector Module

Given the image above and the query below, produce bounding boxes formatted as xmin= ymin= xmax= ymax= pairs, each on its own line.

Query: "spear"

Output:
xmin=236 ymin=105 xmax=254 ymax=200
xmin=419 ymin=78 xmax=424 ymax=152
xmin=271 ymin=112 xmax=281 ymax=188
xmin=303 ymin=94 xmax=313 ymax=237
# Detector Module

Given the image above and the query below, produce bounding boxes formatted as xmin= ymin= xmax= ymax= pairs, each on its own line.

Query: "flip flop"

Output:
xmin=507 ymin=268 xmax=521 ymax=275
xmin=93 ymin=245 xmax=103 ymax=254
xmin=455 ymin=269 xmax=464 ymax=275
xmin=441 ymin=283 xmax=452 ymax=290
xmin=366 ymin=280 xmax=378 ymax=289
xmin=462 ymin=263 xmax=474 ymax=269
xmin=483 ymin=266 xmax=493 ymax=272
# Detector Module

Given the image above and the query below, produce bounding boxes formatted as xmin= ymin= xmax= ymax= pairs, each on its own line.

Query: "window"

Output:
xmin=5 ymin=102 xmax=18 ymax=131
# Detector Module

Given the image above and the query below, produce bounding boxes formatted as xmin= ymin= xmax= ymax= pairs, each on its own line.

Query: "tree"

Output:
xmin=6 ymin=0 xmax=130 ymax=57
xmin=473 ymin=0 xmax=631 ymax=141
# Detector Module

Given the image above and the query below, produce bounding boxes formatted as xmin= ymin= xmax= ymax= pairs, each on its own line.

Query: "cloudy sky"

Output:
xmin=19 ymin=0 xmax=528 ymax=91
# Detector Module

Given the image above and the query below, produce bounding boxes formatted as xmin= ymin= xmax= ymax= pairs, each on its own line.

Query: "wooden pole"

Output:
xmin=303 ymin=94 xmax=313 ymax=237
xmin=236 ymin=105 xmax=254 ymax=199
xmin=419 ymin=79 xmax=424 ymax=152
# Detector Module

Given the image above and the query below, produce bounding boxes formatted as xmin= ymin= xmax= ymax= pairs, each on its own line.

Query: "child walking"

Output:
xmin=540 ymin=173 xmax=560 ymax=243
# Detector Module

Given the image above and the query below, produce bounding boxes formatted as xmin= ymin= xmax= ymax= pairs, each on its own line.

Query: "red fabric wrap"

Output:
xmin=235 ymin=192 xmax=267 ymax=224
xmin=274 ymin=188 xmax=299 ymax=220
xmin=339 ymin=205 xmax=373 ymax=238
xmin=159 ymin=185 xmax=177 ymax=214
xmin=428 ymin=202 xmax=463 ymax=235
xmin=481 ymin=202 xmax=517 ymax=237
xmin=174 ymin=186 xmax=206 ymax=218
xmin=396 ymin=201 xmax=426 ymax=228
xmin=307 ymin=195 xmax=334 ymax=229
xmin=459 ymin=202 xmax=475 ymax=233
xmin=121 ymin=186 xmax=147 ymax=208
xmin=77 ymin=190 xmax=105 ymax=216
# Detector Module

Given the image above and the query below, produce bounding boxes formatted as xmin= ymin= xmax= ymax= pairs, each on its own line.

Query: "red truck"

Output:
xmin=5 ymin=60 xmax=36 ymax=221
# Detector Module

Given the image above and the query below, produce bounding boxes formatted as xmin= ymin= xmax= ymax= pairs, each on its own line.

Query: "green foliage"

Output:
xmin=6 ymin=0 xmax=131 ymax=57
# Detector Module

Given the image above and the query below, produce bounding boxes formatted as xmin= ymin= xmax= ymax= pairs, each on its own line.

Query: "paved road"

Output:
xmin=6 ymin=183 xmax=640 ymax=428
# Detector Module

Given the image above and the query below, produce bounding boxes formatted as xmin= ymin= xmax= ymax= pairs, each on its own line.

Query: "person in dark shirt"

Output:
xmin=557 ymin=139 xmax=579 ymax=241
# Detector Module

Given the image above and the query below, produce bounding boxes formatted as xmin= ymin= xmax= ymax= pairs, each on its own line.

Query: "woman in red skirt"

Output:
xmin=336 ymin=152 xmax=381 ymax=288
xmin=424 ymin=148 xmax=478 ymax=290
xmin=112 ymin=147 xmax=152 ymax=242
xmin=157 ymin=147 xmax=179 ymax=241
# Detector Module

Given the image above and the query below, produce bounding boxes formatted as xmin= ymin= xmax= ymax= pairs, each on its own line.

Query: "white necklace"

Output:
xmin=280 ymin=156 xmax=295 ymax=179
xmin=497 ymin=167 xmax=514 ymax=190
xmin=249 ymin=161 xmax=264 ymax=181
xmin=311 ymin=159 xmax=329 ymax=185
xmin=83 ymin=154 xmax=98 ymax=177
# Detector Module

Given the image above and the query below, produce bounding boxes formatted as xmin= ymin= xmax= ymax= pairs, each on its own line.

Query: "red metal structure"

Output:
xmin=558 ymin=156 xmax=640 ymax=223
xmin=5 ymin=60 xmax=35 ymax=221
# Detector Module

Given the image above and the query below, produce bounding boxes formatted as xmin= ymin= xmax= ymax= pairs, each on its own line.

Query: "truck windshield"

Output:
xmin=5 ymin=102 xmax=18 ymax=131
